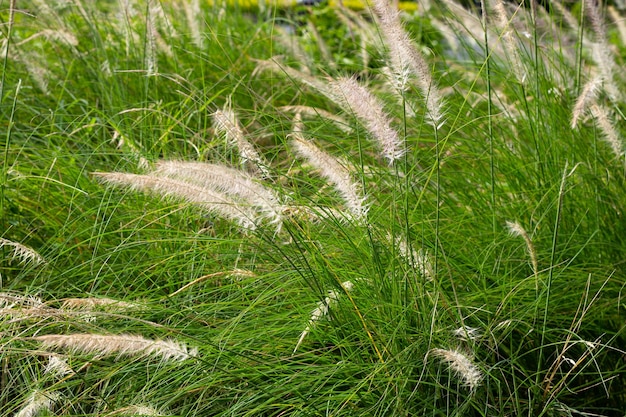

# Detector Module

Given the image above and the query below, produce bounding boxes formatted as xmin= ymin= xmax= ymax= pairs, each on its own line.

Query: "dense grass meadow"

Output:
xmin=1 ymin=0 xmax=626 ymax=414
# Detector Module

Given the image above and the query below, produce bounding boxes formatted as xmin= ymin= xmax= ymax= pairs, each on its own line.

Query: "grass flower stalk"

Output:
xmin=291 ymin=128 xmax=368 ymax=221
xmin=44 ymin=355 xmax=75 ymax=378
xmin=105 ymin=405 xmax=166 ymax=416
xmin=0 ymin=292 xmax=43 ymax=308
xmin=392 ymin=234 xmax=433 ymax=281
xmin=0 ymin=238 xmax=45 ymax=266
xmin=571 ymin=76 xmax=602 ymax=128
xmin=153 ymin=161 xmax=283 ymax=229
xmin=61 ymin=297 xmax=139 ymax=311
xmin=213 ymin=108 xmax=271 ymax=177
xmin=488 ymin=0 xmax=524 ymax=82
xmin=506 ymin=220 xmax=539 ymax=282
xmin=33 ymin=333 xmax=198 ymax=362
xmin=182 ymin=0 xmax=203 ymax=49
xmin=294 ymin=281 xmax=354 ymax=354
xmin=331 ymin=77 xmax=404 ymax=164
xmin=584 ymin=0 xmax=620 ymax=100
xmin=93 ymin=172 xmax=259 ymax=230
xmin=371 ymin=0 xmax=444 ymax=126
xmin=430 ymin=348 xmax=482 ymax=391
xmin=15 ymin=390 xmax=59 ymax=417
xmin=589 ymin=104 xmax=623 ymax=158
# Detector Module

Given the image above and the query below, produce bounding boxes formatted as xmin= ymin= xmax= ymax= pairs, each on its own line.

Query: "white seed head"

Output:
xmin=331 ymin=77 xmax=404 ymax=164
xmin=430 ymin=348 xmax=483 ymax=390
xmin=15 ymin=390 xmax=59 ymax=417
xmin=33 ymin=333 xmax=198 ymax=362
xmin=0 ymin=238 xmax=46 ymax=266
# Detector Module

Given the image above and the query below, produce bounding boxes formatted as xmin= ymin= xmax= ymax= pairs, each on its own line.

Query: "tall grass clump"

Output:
xmin=1 ymin=0 xmax=626 ymax=415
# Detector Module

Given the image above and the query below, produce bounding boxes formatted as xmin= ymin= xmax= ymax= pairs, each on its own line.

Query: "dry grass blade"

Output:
xmin=169 ymin=269 xmax=256 ymax=297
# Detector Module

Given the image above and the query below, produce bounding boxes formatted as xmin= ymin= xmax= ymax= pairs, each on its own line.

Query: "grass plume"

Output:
xmin=371 ymin=0 xmax=444 ymax=125
xmin=589 ymin=103 xmax=624 ymax=158
xmin=330 ymin=77 xmax=404 ymax=164
xmin=430 ymin=348 xmax=483 ymax=391
xmin=506 ymin=220 xmax=539 ymax=282
xmin=33 ymin=334 xmax=197 ymax=362
xmin=14 ymin=390 xmax=59 ymax=417
xmin=213 ymin=107 xmax=271 ymax=177
xmin=291 ymin=125 xmax=368 ymax=221
xmin=0 ymin=238 xmax=45 ymax=266
xmin=93 ymin=171 xmax=259 ymax=230
xmin=294 ymin=281 xmax=354 ymax=354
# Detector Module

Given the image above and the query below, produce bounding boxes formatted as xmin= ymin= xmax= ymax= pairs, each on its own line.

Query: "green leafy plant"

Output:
xmin=1 ymin=0 xmax=626 ymax=415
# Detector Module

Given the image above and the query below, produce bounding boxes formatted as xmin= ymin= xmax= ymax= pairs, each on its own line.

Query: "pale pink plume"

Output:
xmin=331 ymin=77 xmax=404 ymax=164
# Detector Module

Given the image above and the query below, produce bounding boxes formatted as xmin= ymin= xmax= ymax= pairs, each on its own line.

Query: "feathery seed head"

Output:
xmin=61 ymin=297 xmax=139 ymax=311
xmin=488 ymin=0 xmax=525 ymax=82
xmin=153 ymin=161 xmax=283 ymax=230
xmin=213 ymin=108 xmax=270 ymax=177
xmin=44 ymin=355 xmax=75 ymax=378
xmin=182 ymin=0 xmax=203 ymax=48
xmin=15 ymin=390 xmax=59 ymax=417
xmin=571 ymin=76 xmax=602 ymax=128
xmin=106 ymin=404 xmax=166 ymax=416
xmin=453 ymin=326 xmax=482 ymax=341
xmin=331 ymin=77 xmax=404 ymax=164
xmin=506 ymin=220 xmax=538 ymax=278
xmin=430 ymin=348 xmax=483 ymax=390
xmin=392 ymin=234 xmax=434 ymax=281
xmin=293 ymin=281 xmax=354 ymax=353
xmin=0 ymin=238 xmax=46 ymax=266
xmin=93 ymin=172 xmax=259 ymax=230
xmin=291 ymin=133 xmax=368 ymax=221
xmin=33 ymin=333 xmax=198 ymax=362
xmin=589 ymin=104 xmax=623 ymax=158
xmin=505 ymin=220 xmax=527 ymax=237
xmin=371 ymin=0 xmax=444 ymax=126
xmin=0 ymin=292 xmax=44 ymax=309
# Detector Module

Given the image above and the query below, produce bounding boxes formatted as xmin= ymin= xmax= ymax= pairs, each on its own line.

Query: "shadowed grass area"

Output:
xmin=1 ymin=0 xmax=626 ymax=415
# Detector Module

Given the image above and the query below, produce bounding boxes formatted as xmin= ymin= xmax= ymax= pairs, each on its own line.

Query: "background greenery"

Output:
xmin=1 ymin=0 xmax=626 ymax=415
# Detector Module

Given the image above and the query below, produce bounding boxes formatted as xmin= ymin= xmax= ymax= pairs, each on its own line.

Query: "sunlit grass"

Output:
xmin=1 ymin=0 xmax=626 ymax=415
